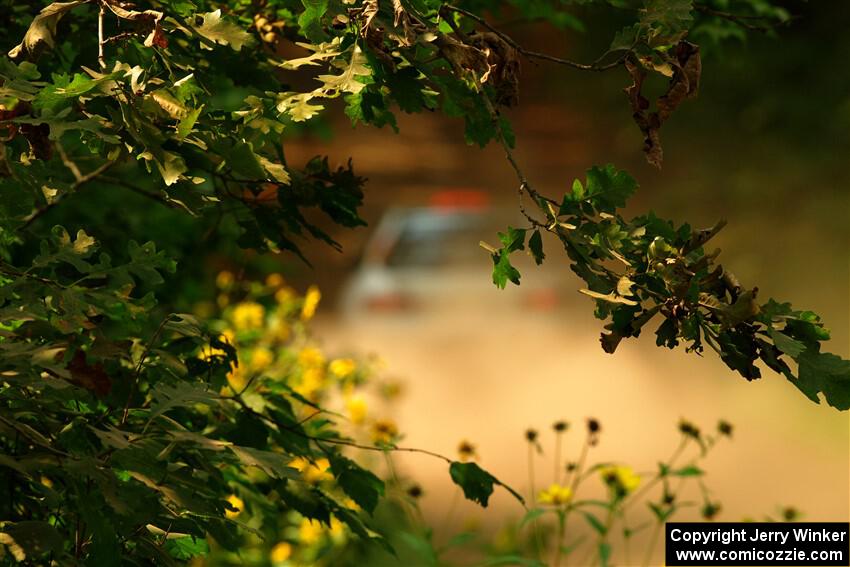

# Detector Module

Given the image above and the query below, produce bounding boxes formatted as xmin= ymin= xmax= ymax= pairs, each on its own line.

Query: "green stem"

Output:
xmin=642 ymin=521 xmax=662 ymax=567
xmin=527 ymin=443 xmax=544 ymax=559
xmin=554 ymin=509 xmax=567 ymax=567
xmin=554 ymin=430 xmax=563 ymax=484
xmin=622 ymin=435 xmax=688 ymax=513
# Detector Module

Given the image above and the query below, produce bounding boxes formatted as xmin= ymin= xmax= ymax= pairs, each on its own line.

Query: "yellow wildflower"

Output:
xmin=216 ymin=270 xmax=234 ymax=289
xmin=329 ymin=516 xmax=346 ymax=543
xmin=40 ymin=476 xmax=53 ymax=489
xmin=289 ymin=457 xmax=333 ymax=484
xmin=301 ymin=285 xmax=321 ymax=320
xmin=298 ymin=347 xmax=325 ymax=368
xmin=298 ymin=518 xmax=324 ymax=545
xmin=329 ymin=358 xmax=356 ymax=379
xmin=251 ymin=347 xmax=274 ymax=371
xmin=275 ymin=286 xmax=295 ymax=305
xmin=295 ymin=366 xmax=324 ymax=398
xmin=538 ymin=483 xmax=573 ymax=506
xmin=270 ymin=541 xmax=292 ymax=563
xmin=266 ymin=273 xmax=285 ymax=288
xmin=270 ymin=318 xmax=291 ymax=343
xmin=225 ymin=494 xmax=243 ymax=518
xmin=600 ymin=465 xmax=641 ymax=494
xmin=371 ymin=419 xmax=399 ymax=445
xmin=232 ymin=301 xmax=265 ymax=330
xmin=345 ymin=394 xmax=368 ymax=425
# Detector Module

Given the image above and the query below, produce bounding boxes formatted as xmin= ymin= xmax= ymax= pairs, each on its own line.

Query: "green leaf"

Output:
xmin=492 ymin=250 xmax=521 ymax=289
xmin=450 ymin=461 xmax=494 ymax=506
xmin=345 ymin=89 xmax=398 ymax=131
xmin=642 ymin=0 xmax=694 ymax=44
xmin=584 ymin=164 xmax=638 ymax=213
xmin=449 ymin=461 xmax=523 ymax=508
xmin=648 ymin=502 xmax=676 ymax=522
xmin=655 ymin=318 xmax=679 ymax=349
xmin=147 ymin=381 xmax=220 ymax=423
xmin=581 ymin=511 xmax=607 ymax=535
xmin=127 ymin=240 xmax=176 ymax=285
xmin=717 ymin=328 xmax=760 ymax=380
xmin=34 ymin=71 xmax=122 ymax=112
xmin=0 ymin=521 xmax=63 ymax=561
xmin=165 ymin=536 xmax=209 ymax=560
xmin=328 ymin=454 xmax=385 ymax=514
xmin=599 ymin=542 xmax=612 ymax=567
xmin=176 ymin=105 xmax=203 ymax=139
xmin=229 ymin=446 xmax=300 ymax=480
xmin=397 ymin=531 xmax=438 ymax=565
xmin=671 ymin=465 xmax=703 ymax=477
xmin=498 ymin=226 xmax=526 ymax=252
xmin=385 ymin=67 xmax=429 ymax=113
xmin=193 ymin=9 xmax=252 ymax=51
xmin=793 ymin=349 xmax=850 ymax=410
xmin=768 ymin=328 xmax=806 ymax=357
xmin=298 ymin=0 xmax=330 ymax=41
xmin=528 ymin=230 xmax=545 ymax=265
xmin=223 ymin=142 xmax=266 ymax=180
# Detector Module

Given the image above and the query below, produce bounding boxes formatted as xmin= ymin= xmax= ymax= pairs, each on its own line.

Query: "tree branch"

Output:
xmin=443 ymin=5 xmax=625 ymax=71
xmin=19 ymin=154 xmax=116 ymax=231
xmin=98 ymin=1 xmax=107 ymax=70
xmin=693 ymin=4 xmax=785 ymax=32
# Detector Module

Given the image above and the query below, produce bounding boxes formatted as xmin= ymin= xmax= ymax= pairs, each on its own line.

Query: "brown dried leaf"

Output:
xmin=436 ymin=34 xmax=492 ymax=82
xmin=359 ymin=0 xmax=379 ymax=35
xmin=624 ymin=41 xmax=701 ymax=168
xmin=469 ymin=32 xmax=521 ymax=107
xmin=8 ymin=1 xmax=88 ymax=59
xmin=658 ymin=41 xmax=700 ymax=121
xmin=102 ymin=1 xmax=167 ymax=48
xmin=66 ymin=349 xmax=112 ymax=397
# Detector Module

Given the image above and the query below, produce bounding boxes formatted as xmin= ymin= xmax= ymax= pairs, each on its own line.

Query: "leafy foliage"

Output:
xmin=487 ymin=165 xmax=850 ymax=409
xmin=0 ymin=264 xmax=394 ymax=563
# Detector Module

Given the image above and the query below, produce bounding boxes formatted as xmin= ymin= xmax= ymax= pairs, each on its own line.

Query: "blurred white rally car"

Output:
xmin=339 ymin=190 xmax=567 ymax=321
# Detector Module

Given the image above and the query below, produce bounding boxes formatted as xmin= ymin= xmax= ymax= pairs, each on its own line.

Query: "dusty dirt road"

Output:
xmin=314 ymin=272 xmax=849 ymax=564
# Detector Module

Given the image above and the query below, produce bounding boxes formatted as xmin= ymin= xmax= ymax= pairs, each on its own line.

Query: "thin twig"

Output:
xmin=100 ymin=175 xmax=191 ymax=212
xmin=444 ymin=5 xmax=625 ymax=71
xmin=225 ymin=394 xmax=455 ymax=464
xmin=693 ymin=4 xmax=783 ymax=32
xmin=19 ymin=157 xmax=116 ymax=231
xmin=476 ymin=87 xmax=553 ymax=229
xmin=121 ymin=315 xmax=173 ymax=425
xmin=98 ymin=1 xmax=107 ymax=70
xmin=57 ymin=142 xmax=83 ymax=182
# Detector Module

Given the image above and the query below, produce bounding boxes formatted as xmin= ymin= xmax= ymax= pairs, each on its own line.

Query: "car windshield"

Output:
xmin=385 ymin=209 xmax=494 ymax=268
